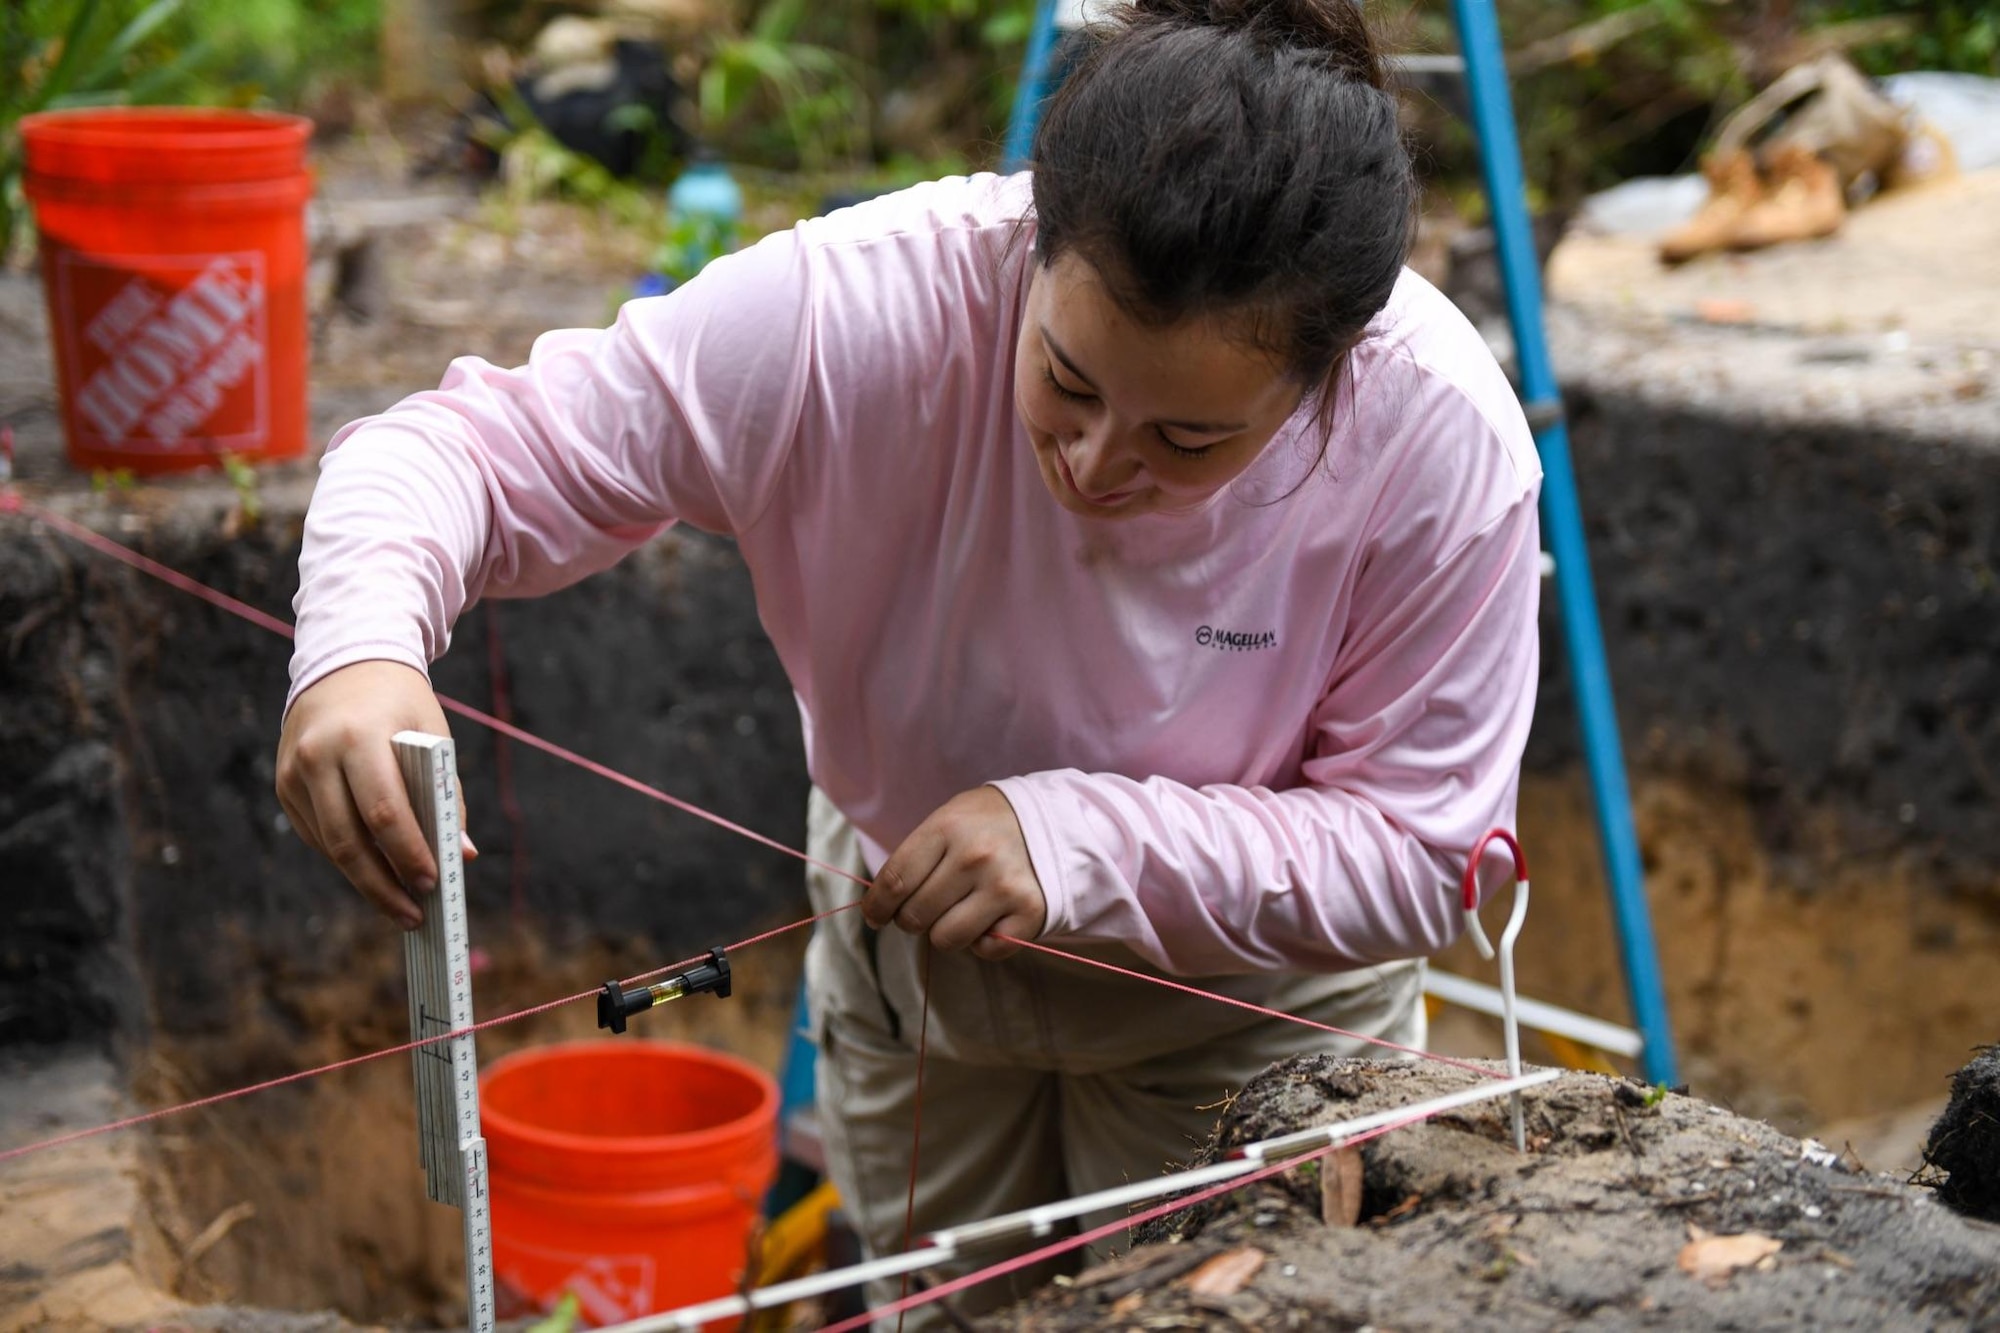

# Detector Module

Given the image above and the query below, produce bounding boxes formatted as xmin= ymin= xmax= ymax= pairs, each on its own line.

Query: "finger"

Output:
xmin=893 ymin=868 xmax=976 ymax=938
xmin=969 ymin=933 xmax=1020 ymax=962
xmin=306 ymin=767 xmax=422 ymax=927
xmin=971 ymin=907 xmax=1043 ymax=962
xmin=274 ymin=740 xmax=324 ymax=852
xmin=867 ymin=825 xmax=949 ymax=929
xmin=343 ymin=745 xmax=439 ymax=897
xmin=928 ymin=892 xmax=1007 ymax=954
xmin=276 ymin=784 xmax=322 ymax=855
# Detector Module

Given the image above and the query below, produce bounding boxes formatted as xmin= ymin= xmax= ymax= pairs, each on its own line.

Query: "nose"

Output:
xmin=1062 ymin=426 xmax=1138 ymax=499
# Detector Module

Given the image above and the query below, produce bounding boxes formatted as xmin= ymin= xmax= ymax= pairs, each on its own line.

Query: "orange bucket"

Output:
xmin=480 ymin=1040 xmax=779 ymax=1327
xmin=19 ymin=108 xmax=313 ymax=474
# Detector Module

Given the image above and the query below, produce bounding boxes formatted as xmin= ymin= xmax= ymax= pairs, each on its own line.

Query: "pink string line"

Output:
xmin=0 ymin=904 xmax=858 ymax=1167
xmin=821 ymin=1110 xmax=1431 ymax=1333
xmin=896 ymin=941 xmax=936 ymax=1328
xmin=434 ymin=694 xmax=869 ymax=890
xmin=17 ymin=497 xmax=296 ymax=638
xmin=1001 ymin=937 xmax=1501 ymax=1080
xmin=0 ymin=493 xmax=1511 ymax=1154
xmin=9 ymin=494 xmax=871 ymax=892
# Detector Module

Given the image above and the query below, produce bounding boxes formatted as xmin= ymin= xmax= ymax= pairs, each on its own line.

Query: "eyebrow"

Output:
xmin=1040 ymin=323 xmax=1248 ymax=435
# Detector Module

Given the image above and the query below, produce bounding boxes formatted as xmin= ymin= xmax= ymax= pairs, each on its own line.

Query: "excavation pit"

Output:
xmin=4 ymin=156 xmax=1998 ymax=1328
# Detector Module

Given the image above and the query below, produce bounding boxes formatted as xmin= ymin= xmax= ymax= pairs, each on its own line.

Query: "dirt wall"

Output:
xmin=0 ymin=503 xmax=812 ymax=1055
xmin=1460 ymin=387 xmax=2000 ymax=1130
xmin=1545 ymin=388 xmax=2000 ymax=890
xmin=2 ymin=375 xmax=1996 ymax=1129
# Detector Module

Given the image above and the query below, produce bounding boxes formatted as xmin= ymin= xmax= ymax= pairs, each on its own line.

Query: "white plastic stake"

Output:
xmin=395 ymin=731 xmax=496 ymax=1333
xmin=1460 ymin=828 xmax=1532 ymax=1153
xmin=601 ymin=1068 xmax=1561 ymax=1333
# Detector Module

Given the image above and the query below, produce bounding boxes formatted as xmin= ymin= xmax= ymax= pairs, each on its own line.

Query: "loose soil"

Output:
xmin=1926 ymin=1045 xmax=2000 ymax=1226
xmin=982 ymin=1056 xmax=2000 ymax=1332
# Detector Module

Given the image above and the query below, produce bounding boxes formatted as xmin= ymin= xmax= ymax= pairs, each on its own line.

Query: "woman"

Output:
xmin=277 ymin=0 xmax=1541 ymax=1319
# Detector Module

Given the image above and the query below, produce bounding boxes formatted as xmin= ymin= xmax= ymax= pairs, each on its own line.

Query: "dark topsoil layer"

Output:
xmin=982 ymin=1057 xmax=2000 ymax=1333
xmin=1928 ymin=1046 xmax=2000 ymax=1226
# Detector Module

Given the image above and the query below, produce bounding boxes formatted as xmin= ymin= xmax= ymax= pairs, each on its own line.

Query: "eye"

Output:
xmin=1156 ymin=430 xmax=1215 ymax=460
xmin=1041 ymin=364 xmax=1095 ymax=404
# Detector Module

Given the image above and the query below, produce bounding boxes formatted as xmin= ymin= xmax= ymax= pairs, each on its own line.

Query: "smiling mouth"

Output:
xmin=1054 ymin=450 xmax=1138 ymax=508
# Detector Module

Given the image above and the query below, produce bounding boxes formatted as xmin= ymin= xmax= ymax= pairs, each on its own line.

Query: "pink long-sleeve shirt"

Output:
xmin=291 ymin=173 xmax=1543 ymax=977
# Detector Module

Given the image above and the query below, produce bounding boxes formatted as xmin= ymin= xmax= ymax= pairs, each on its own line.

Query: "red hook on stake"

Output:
xmin=1460 ymin=829 xmax=1531 ymax=1151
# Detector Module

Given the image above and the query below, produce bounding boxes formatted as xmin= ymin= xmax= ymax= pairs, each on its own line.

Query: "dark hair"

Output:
xmin=1030 ymin=0 xmax=1416 ymax=418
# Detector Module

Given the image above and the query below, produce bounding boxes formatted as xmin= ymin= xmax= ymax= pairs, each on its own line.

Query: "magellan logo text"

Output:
xmin=1196 ymin=626 xmax=1278 ymax=651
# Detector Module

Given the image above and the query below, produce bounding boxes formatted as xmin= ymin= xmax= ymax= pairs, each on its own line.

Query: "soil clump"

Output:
xmin=983 ymin=1056 xmax=2000 ymax=1331
xmin=1924 ymin=1044 xmax=2000 ymax=1226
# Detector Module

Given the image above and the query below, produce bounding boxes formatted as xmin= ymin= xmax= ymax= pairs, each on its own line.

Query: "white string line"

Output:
xmin=598 ymin=1069 xmax=1561 ymax=1333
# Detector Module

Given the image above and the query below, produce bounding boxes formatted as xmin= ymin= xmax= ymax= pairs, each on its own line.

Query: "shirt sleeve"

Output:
xmin=991 ymin=472 xmax=1542 ymax=978
xmin=287 ymin=229 xmax=817 ymax=709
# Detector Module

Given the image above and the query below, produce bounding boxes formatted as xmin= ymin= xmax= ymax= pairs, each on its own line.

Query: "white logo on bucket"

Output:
xmin=497 ymin=1237 xmax=661 ymax=1324
xmin=561 ymin=1255 xmax=657 ymax=1323
xmin=59 ymin=251 xmax=267 ymax=451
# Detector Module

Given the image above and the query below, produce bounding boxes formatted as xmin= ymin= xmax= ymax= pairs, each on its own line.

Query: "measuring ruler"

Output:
xmin=395 ymin=731 xmax=497 ymax=1333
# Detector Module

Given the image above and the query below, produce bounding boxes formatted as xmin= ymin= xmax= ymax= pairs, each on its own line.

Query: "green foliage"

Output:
xmin=1819 ymin=0 xmax=1999 ymax=76
xmin=648 ymin=209 xmax=731 ymax=285
xmin=475 ymin=81 xmax=664 ymax=237
xmin=218 ymin=451 xmax=262 ymax=525
xmin=700 ymin=0 xmax=866 ymax=171
xmin=977 ymin=1 xmax=1038 ymax=51
xmin=525 ymin=1292 xmax=582 ymax=1333
xmin=672 ymin=0 xmax=1035 ymax=172
xmin=3 ymin=0 xmax=204 ymax=257
xmin=1 ymin=0 xmax=381 ymax=260
xmin=188 ymin=0 xmax=384 ymax=104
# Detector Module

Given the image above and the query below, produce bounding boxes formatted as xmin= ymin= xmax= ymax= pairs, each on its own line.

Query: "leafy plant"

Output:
xmin=1 ymin=0 xmax=381 ymax=262
xmin=525 ymin=1292 xmax=582 ymax=1333
xmin=476 ymin=82 xmax=663 ymax=230
xmin=89 ymin=464 xmax=137 ymax=493
xmin=648 ymin=210 xmax=727 ymax=286
xmin=218 ymin=450 xmax=262 ymax=526
xmin=1820 ymin=0 xmax=1998 ymax=76
xmin=0 ymin=0 xmax=213 ymax=260
xmin=700 ymin=0 xmax=866 ymax=171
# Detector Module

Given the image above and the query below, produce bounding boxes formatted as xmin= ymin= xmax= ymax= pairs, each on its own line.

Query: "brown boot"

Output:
xmin=1659 ymin=150 xmax=1764 ymax=265
xmin=1729 ymin=144 xmax=1844 ymax=250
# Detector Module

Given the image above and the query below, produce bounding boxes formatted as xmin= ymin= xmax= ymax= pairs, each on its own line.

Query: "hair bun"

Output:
xmin=1119 ymin=0 xmax=1385 ymax=87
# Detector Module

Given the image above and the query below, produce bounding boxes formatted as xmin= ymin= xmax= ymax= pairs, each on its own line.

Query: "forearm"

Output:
xmin=998 ymin=485 xmax=1543 ymax=977
xmin=995 ymin=770 xmax=1500 ymax=975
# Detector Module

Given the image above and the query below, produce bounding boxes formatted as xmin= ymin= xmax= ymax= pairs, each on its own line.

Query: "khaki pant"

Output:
xmin=802 ymin=788 xmax=1426 ymax=1329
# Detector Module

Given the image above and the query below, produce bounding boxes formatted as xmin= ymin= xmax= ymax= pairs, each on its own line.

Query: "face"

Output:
xmin=1014 ymin=251 xmax=1305 ymax=520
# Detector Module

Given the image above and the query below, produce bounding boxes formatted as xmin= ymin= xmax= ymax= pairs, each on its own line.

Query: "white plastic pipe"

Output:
xmin=603 ymin=1069 xmax=1562 ymax=1332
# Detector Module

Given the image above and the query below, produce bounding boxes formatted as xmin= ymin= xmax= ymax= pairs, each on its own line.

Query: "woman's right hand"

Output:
xmin=276 ymin=659 xmax=465 ymax=929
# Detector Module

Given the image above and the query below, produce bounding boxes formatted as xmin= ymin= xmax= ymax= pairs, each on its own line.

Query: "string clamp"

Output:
xmin=598 ymin=948 xmax=732 ymax=1033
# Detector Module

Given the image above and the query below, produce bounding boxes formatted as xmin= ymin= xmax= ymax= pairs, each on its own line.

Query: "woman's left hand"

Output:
xmin=867 ymin=786 xmax=1047 ymax=960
